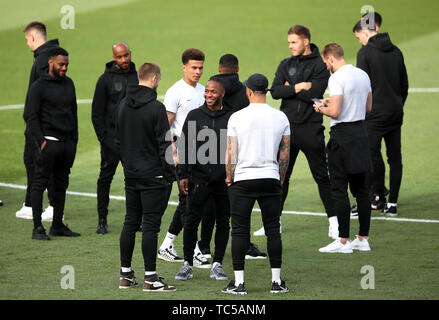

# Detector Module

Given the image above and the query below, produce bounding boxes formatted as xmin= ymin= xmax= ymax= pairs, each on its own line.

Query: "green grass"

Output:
xmin=0 ymin=0 xmax=439 ymax=301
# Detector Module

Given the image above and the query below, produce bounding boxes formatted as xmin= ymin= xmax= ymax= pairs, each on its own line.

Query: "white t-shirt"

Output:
xmin=227 ymin=103 xmax=290 ymax=182
xmin=164 ymin=79 xmax=205 ymax=137
xmin=328 ymin=64 xmax=372 ymax=127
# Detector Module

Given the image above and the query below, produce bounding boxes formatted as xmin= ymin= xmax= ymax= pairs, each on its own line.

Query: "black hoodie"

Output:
xmin=26 ymin=73 xmax=78 ymax=147
xmin=356 ymin=33 xmax=409 ymax=124
xmin=271 ymin=44 xmax=330 ymax=124
xmin=177 ymin=103 xmax=232 ymax=184
xmin=23 ymin=39 xmax=60 ymax=124
xmin=92 ymin=61 xmax=138 ymax=149
xmin=117 ymin=85 xmax=173 ymax=182
xmin=210 ymin=73 xmax=249 ymax=111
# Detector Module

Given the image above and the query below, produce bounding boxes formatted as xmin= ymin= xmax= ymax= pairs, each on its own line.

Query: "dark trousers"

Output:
xmin=282 ymin=122 xmax=336 ymax=218
xmin=367 ymin=122 xmax=403 ymax=203
xmin=198 ymin=196 xmax=216 ymax=251
xmin=328 ymin=123 xmax=371 ymax=238
xmin=183 ymin=181 xmax=230 ymax=265
xmin=24 ymin=134 xmax=54 ymax=207
xmin=31 ymin=140 xmax=76 ymax=229
xmin=167 ymin=184 xmax=187 ymax=236
xmin=120 ymin=178 xmax=171 ymax=272
xmin=97 ymin=144 xmax=120 ymax=220
xmin=228 ymin=179 xmax=282 ymax=271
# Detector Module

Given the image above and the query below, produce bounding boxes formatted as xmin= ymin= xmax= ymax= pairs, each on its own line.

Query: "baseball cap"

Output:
xmin=244 ymin=73 xmax=269 ymax=92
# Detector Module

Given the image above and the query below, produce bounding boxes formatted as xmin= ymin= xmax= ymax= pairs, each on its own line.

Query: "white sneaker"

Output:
xmin=16 ymin=204 xmax=33 ymax=220
xmin=351 ymin=236 xmax=371 ymax=251
xmin=41 ymin=205 xmax=54 ymax=222
xmin=319 ymin=239 xmax=353 ymax=253
xmin=328 ymin=224 xmax=339 ymax=240
xmin=253 ymin=226 xmax=265 ymax=236
xmin=193 ymin=252 xmax=211 ymax=269
xmin=158 ymin=246 xmax=184 ymax=262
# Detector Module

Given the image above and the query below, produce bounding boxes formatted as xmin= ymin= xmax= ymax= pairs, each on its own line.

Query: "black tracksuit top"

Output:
xmin=210 ymin=73 xmax=249 ymax=112
xmin=177 ymin=104 xmax=232 ymax=184
xmin=271 ymin=44 xmax=330 ymax=124
xmin=117 ymin=85 xmax=174 ymax=182
xmin=26 ymin=73 xmax=78 ymax=146
xmin=23 ymin=39 xmax=60 ymax=124
xmin=356 ymin=33 xmax=409 ymax=125
xmin=91 ymin=61 xmax=138 ymax=147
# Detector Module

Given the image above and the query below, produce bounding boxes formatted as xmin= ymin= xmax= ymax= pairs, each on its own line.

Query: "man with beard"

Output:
xmin=265 ymin=24 xmax=338 ymax=242
xmin=18 ymin=21 xmax=59 ymax=222
xmin=92 ymin=42 xmax=138 ymax=234
xmin=118 ymin=62 xmax=176 ymax=292
xmin=174 ymin=79 xmax=232 ymax=282
xmin=27 ymin=47 xmax=80 ymax=240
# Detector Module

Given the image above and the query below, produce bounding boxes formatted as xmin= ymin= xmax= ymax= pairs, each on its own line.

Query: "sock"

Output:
xmin=387 ymin=202 xmax=397 ymax=208
xmin=271 ymin=268 xmax=281 ymax=284
xmin=121 ymin=267 xmax=132 ymax=273
xmin=234 ymin=270 xmax=244 ymax=285
xmin=329 ymin=216 xmax=338 ymax=227
xmin=160 ymin=232 xmax=177 ymax=249
xmin=145 ymin=271 xmax=156 ymax=276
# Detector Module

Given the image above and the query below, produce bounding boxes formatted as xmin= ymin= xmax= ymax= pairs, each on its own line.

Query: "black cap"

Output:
xmin=244 ymin=73 xmax=269 ymax=92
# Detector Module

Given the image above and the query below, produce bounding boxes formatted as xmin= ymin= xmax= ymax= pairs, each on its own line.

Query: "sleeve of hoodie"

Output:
xmin=91 ymin=74 xmax=108 ymax=144
xmin=398 ymin=49 xmax=409 ymax=105
xmin=154 ymin=103 xmax=174 ymax=181
xmin=270 ymin=59 xmax=299 ymax=100
xmin=71 ymin=80 xmax=79 ymax=144
xmin=27 ymin=81 xmax=45 ymax=146
xmin=176 ymin=112 xmax=191 ymax=180
xmin=356 ymin=48 xmax=370 ymax=75
xmin=294 ymin=60 xmax=330 ymax=102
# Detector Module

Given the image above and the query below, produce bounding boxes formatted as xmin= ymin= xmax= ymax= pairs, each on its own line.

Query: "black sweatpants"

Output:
xmin=120 ymin=178 xmax=171 ymax=272
xmin=183 ymin=181 xmax=230 ymax=266
xmin=198 ymin=196 xmax=216 ymax=251
xmin=282 ymin=122 xmax=336 ymax=218
xmin=31 ymin=140 xmax=76 ymax=229
xmin=228 ymin=179 xmax=282 ymax=271
xmin=367 ymin=120 xmax=403 ymax=203
xmin=24 ymin=133 xmax=54 ymax=207
xmin=97 ymin=143 xmax=120 ymax=220
xmin=327 ymin=122 xmax=372 ymax=239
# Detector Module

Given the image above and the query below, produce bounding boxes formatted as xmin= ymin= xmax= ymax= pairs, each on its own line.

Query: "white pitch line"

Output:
xmin=1 ymin=181 xmax=438 ymax=224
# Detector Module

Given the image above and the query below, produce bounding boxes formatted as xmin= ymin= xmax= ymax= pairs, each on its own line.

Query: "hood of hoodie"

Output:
xmin=34 ymin=39 xmax=59 ymax=58
xmin=293 ymin=43 xmax=322 ymax=61
xmin=367 ymin=32 xmax=395 ymax=52
xmin=125 ymin=84 xmax=157 ymax=109
xmin=199 ymin=103 xmax=230 ymax=118
xmin=211 ymin=73 xmax=243 ymax=96
xmin=39 ymin=72 xmax=68 ymax=82
xmin=104 ymin=60 xmax=136 ymax=75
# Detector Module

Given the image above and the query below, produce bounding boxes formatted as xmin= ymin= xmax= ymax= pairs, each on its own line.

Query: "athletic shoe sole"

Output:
xmin=270 ymin=288 xmax=289 ymax=294
xmin=175 ymin=274 xmax=193 ymax=281
xmin=222 ymin=289 xmax=247 ymax=295
xmin=157 ymin=252 xmax=184 ymax=263
xmin=245 ymin=255 xmax=267 ymax=260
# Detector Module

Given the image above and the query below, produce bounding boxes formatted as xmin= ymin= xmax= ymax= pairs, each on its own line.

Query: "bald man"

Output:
xmin=92 ymin=42 xmax=138 ymax=234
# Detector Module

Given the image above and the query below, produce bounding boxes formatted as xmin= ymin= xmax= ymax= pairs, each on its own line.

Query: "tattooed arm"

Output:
xmin=225 ymin=136 xmax=238 ymax=186
xmin=278 ymin=135 xmax=290 ymax=185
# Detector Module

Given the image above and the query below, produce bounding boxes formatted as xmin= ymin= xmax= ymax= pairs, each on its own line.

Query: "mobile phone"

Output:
xmin=312 ymin=98 xmax=322 ymax=103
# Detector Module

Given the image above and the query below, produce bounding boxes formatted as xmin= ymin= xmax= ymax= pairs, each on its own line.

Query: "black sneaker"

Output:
xmin=49 ymin=224 xmax=81 ymax=237
xmin=245 ymin=243 xmax=267 ymax=260
xmin=32 ymin=225 xmax=51 ymax=241
xmin=199 ymin=246 xmax=211 ymax=259
xmin=96 ymin=218 xmax=108 ymax=235
xmin=270 ymin=279 xmax=289 ymax=294
xmin=371 ymin=194 xmax=386 ymax=210
xmin=381 ymin=204 xmax=398 ymax=217
xmin=221 ymin=280 xmax=247 ymax=295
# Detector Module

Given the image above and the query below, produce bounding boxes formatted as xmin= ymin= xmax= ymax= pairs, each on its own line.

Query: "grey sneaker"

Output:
xmin=210 ymin=263 xmax=228 ymax=280
xmin=175 ymin=261 xmax=193 ymax=281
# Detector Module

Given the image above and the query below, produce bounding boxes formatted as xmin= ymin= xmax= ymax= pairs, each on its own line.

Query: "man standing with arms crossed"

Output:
xmin=157 ymin=48 xmax=210 ymax=267
xmin=353 ymin=15 xmax=408 ymax=216
xmin=314 ymin=43 xmax=373 ymax=253
xmin=223 ymin=73 xmax=290 ymax=295
xmin=27 ymin=47 xmax=80 ymax=240
xmin=265 ymin=25 xmax=338 ymax=240
xmin=18 ymin=21 xmax=59 ymax=221
xmin=118 ymin=62 xmax=176 ymax=292
xmin=92 ymin=42 xmax=138 ymax=234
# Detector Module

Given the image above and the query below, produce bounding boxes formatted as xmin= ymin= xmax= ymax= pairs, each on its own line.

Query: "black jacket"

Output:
xmin=92 ymin=61 xmax=138 ymax=149
xmin=177 ymin=104 xmax=232 ymax=184
xmin=23 ymin=39 xmax=60 ymax=124
xmin=117 ymin=85 xmax=174 ymax=182
xmin=356 ymin=33 xmax=409 ymax=125
xmin=26 ymin=73 xmax=78 ymax=146
xmin=211 ymin=73 xmax=249 ymax=111
xmin=271 ymin=44 xmax=329 ymax=124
